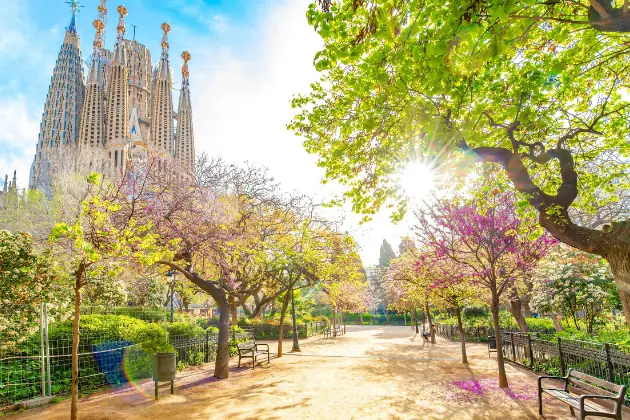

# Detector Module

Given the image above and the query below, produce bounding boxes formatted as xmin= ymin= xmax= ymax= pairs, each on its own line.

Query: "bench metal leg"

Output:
xmin=569 ymin=406 xmax=575 ymax=417
xmin=155 ymin=381 xmax=158 ymax=400
xmin=171 ymin=380 xmax=174 ymax=395
xmin=538 ymin=390 xmax=542 ymax=416
xmin=252 ymin=355 xmax=256 ymax=370
xmin=238 ymin=356 xmax=241 ymax=368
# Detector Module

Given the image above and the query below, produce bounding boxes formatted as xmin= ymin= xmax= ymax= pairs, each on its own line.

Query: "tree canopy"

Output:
xmin=292 ymin=0 xmax=630 ymax=327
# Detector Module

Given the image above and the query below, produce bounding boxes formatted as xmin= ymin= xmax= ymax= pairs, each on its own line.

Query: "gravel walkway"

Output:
xmin=9 ymin=325 xmax=616 ymax=419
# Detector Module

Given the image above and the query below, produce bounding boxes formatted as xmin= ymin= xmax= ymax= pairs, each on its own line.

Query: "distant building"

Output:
xmin=30 ymin=1 xmax=196 ymax=190
xmin=0 ymin=171 xmax=17 ymax=198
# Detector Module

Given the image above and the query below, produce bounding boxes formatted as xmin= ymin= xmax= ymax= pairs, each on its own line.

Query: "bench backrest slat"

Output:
xmin=238 ymin=340 xmax=255 ymax=349
xmin=568 ymin=369 xmax=624 ymax=395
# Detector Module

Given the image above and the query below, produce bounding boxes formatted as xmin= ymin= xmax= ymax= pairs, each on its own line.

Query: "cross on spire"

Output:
xmin=66 ymin=0 xmax=82 ymax=15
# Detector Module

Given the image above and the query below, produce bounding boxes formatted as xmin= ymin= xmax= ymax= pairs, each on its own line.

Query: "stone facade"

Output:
xmin=30 ymin=1 xmax=196 ymax=189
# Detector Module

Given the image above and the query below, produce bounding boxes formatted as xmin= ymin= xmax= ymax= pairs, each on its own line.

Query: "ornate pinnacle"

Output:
xmin=181 ymin=51 xmax=191 ymax=79
xmin=67 ymin=0 xmax=82 ymax=15
xmin=93 ymin=19 xmax=105 ymax=50
xmin=161 ymin=22 xmax=171 ymax=50
xmin=116 ymin=5 xmax=128 ymax=38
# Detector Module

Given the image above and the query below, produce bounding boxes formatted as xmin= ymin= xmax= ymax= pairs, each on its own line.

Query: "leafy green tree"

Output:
xmin=530 ymin=245 xmax=615 ymax=333
xmin=292 ymin=0 xmax=630 ymax=327
xmin=50 ymin=173 xmax=165 ymax=420
xmin=0 ymin=230 xmax=66 ymax=347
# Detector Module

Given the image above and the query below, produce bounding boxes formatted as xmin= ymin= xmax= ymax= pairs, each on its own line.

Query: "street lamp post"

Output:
xmin=166 ymin=270 xmax=176 ymax=323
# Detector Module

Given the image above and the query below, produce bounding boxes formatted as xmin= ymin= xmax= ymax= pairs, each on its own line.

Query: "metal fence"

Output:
xmin=434 ymin=324 xmax=630 ymax=405
xmin=0 ymin=305 xmax=264 ymax=409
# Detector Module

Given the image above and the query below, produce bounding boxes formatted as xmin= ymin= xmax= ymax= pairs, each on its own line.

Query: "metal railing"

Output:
xmin=434 ymin=324 xmax=630 ymax=406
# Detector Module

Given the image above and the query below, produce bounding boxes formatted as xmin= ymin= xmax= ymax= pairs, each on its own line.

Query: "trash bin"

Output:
xmin=153 ymin=352 xmax=176 ymax=399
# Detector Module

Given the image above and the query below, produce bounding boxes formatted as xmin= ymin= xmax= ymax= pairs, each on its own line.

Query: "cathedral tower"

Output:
xmin=150 ymin=23 xmax=175 ymax=156
xmin=176 ymin=51 xmax=195 ymax=171
xmin=78 ymin=18 xmax=107 ymax=154
xmin=30 ymin=2 xmax=197 ymax=190
xmin=32 ymin=0 xmax=85 ymax=187
xmin=105 ymin=5 xmax=130 ymax=173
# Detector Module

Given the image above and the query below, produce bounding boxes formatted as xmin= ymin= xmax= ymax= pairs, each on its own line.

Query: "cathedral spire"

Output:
xmin=105 ymin=4 xmax=130 ymax=173
xmin=31 ymin=0 xmax=86 ymax=189
xmin=158 ymin=22 xmax=171 ymax=80
xmin=112 ymin=5 xmax=127 ymax=66
xmin=66 ymin=0 xmax=82 ymax=34
xmin=79 ymin=14 xmax=107 ymax=152
xmin=151 ymin=22 xmax=175 ymax=155
xmin=176 ymin=51 xmax=195 ymax=171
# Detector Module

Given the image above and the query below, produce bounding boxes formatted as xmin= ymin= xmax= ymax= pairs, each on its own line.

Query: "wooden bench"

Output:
xmin=488 ymin=336 xmax=497 ymax=358
xmin=236 ymin=338 xmax=270 ymax=370
xmin=323 ymin=326 xmax=344 ymax=338
xmin=538 ymin=368 xmax=627 ymax=419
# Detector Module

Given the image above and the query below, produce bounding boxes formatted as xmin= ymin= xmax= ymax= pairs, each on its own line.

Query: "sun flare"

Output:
xmin=400 ymin=162 xmax=435 ymax=200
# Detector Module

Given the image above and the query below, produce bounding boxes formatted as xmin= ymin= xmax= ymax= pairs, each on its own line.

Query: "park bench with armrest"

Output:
xmin=237 ymin=337 xmax=270 ymax=369
xmin=538 ymin=368 xmax=627 ymax=419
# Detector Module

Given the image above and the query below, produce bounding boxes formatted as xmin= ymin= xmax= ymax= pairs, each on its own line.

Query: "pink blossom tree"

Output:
xmin=414 ymin=192 xmax=555 ymax=387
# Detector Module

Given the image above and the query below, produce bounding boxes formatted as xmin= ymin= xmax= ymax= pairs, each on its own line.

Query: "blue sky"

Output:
xmin=0 ymin=0 xmax=410 ymax=265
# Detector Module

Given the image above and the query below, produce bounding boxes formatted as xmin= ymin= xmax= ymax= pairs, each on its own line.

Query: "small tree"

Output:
xmin=49 ymin=173 xmax=161 ymax=420
xmin=414 ymin=192 xmax=554 ymax=387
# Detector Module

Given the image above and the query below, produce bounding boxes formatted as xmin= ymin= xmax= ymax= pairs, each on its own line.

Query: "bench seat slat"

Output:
xmin=542 ymin=389 xmax=608 ymax=413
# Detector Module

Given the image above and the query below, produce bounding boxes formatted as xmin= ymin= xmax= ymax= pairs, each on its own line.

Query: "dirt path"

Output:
xmin=9 ymin=326 xmax=608 ymax=419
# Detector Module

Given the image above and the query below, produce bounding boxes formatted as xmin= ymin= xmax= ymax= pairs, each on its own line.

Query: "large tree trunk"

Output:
xmin=522 ymin=299 xmax=533 ymax=319
xmin=414 ymin=308 xmax=419 ymax=333
xmin=70 ymin=282 xmax=82 ymax=420
xmin=241 ymin=304 xmax=253 ymax=318
xmin=491 ymin=290 xmax=509 ymax=388
xmin=277 ymin=290 xmax=291 ymax=357
xmin=332 ymin=309 xmax=337 ymax=337
xmin=425 ymin=302 xmax=435 ymax=343
xmin=229 ymin=296 xmax=238 ymax=326
xmin=215 ymin=301 xmax=231 ymax=378
xmin=608 ymin=255 xmax=630 ymax=328
xmin=508 ymin=288 xmax=529 ymax=333
xmin=552 ymin=313 xmax=564 ymax=332
xmin=455 ymin=306 xmax=468 ymax=364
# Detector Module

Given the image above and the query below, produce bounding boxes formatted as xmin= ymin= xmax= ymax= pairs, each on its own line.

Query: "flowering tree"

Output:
xmin=414 ymin=192 xmax=555 ymax=387
xmin=531 ymin=245 xmax=615 ymax=333
xmin=49 ymin=172 xmax=165 ymax=420
xmin=383 ymin=250 xmax=427 ymax=334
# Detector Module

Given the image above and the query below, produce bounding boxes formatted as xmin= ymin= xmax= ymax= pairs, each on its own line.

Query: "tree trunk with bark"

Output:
xmin=508 ymin=288 xmax=529 ymax=333
xmin=414 ymin=308 xmax=419 ymax=333
xmin=156 ymin=261 xmax=232 ymax=379
xmin=332 ymin=309 xmax=337 ymax=337
xmin=229 ymin=296 xmax=238 ymax=326
xmin=491 ymin=291 xmax=508 ymax=388
xmin=455 ymin=306 xmax=468 ymax=364
xmin=215 ymin=301 xmax=231 ymax=378
xmin=70 ymin=280 xmax=82 ymax=420
xmin=552 ymin=314 xmax=564 ymax=332
xmin=425 ymin=302 xmax=435 ymax=343
xmin=277 ymin=290 xmax=291 ymax=357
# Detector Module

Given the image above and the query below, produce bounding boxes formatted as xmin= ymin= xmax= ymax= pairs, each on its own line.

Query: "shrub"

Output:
xmin=165 ymin=322 xmax=204 ymax=338
xmin=45 ymin=314 xmax=172 ymax=356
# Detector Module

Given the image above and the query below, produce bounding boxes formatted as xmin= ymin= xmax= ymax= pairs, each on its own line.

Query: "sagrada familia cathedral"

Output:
xmin=28 ymin=0 xmax=195 ymax=190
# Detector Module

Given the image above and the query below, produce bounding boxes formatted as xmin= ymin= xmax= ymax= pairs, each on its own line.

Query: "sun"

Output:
xmin=400 ymin=162 xmax=435 ymax=200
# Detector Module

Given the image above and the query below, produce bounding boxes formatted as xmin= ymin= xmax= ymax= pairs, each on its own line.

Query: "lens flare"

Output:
xmin=400 ymin=162 xmax=435 ymax=200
